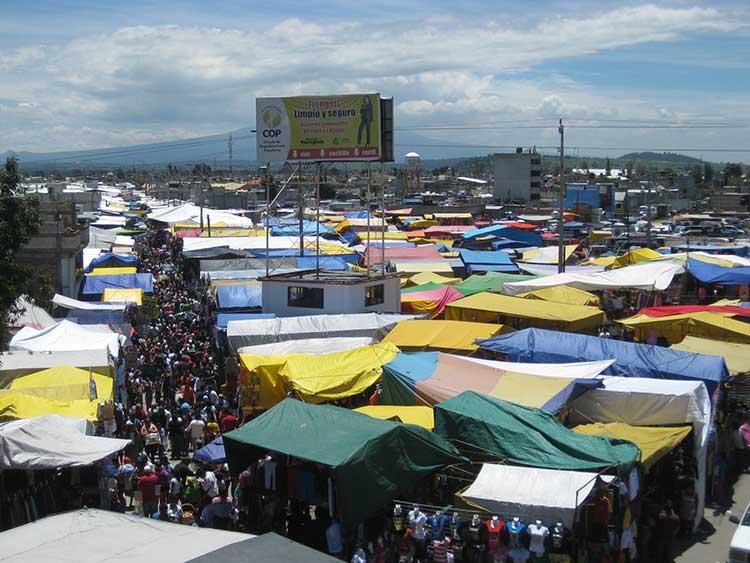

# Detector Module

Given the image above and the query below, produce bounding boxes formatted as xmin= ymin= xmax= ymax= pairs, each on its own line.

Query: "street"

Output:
xmin=677 ymin=473 xmax=750 ymax=563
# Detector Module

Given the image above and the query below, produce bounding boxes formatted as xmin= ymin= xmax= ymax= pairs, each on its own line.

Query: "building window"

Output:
xmin=288 ymin=286 xmax=324 ymax=309
xmin=529 ymin=193 xmax=540 ymax=201
xmin=530 ymin=169 xmax=542 ymax=177
xmin=365 ymin=284 xmax=385 ymax=307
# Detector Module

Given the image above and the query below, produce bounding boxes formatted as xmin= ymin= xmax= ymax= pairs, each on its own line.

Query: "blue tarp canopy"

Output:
xmin=491 ymin=239 xmax=533 ymax=250
xmin=295 ymin=256 xmax=348 ymax=270
xmin=217 ymin=285 xmax=262 ymax=309
xmin=463 ymin=226 xmax=542 ymax=247
xmin=84 ymin=252 xmax=138 ymax=273
xmin=688 ymin=258 xmax=750 ymax=285
xmin=477 ymin=328 xmax=729 ymax=394
xmin=344 ymin=211 xmax=370 ymax=219
xmin=216 ymin=313 xmax=276 ymax=329
xmin=271 ymin=220 xmax=333 ymax=236
xmin=66 ymin=309 xmax=126 ymax=325
xmin=249 ymin=249 xmax=358 ymax=263
xmin=194 ymin=436 xmax=226 ymax=464
xmin=458 ymin=249 xmax=519 ymax=274
xmin=676 ymin=245 xmax=749 ymax=256
xmin=81 ymin=273 xmax=153 ymax=295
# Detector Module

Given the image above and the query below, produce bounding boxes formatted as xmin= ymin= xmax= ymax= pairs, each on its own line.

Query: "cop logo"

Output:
xmin=262 ymin=107 xmax=283 ymax=138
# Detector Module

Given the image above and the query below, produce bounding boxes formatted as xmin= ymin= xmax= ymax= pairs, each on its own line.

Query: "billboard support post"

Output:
xmin=381 ymin=162 xmax=386 ymax=276
xmin=366 ymin=162 xmax=371 ymax=279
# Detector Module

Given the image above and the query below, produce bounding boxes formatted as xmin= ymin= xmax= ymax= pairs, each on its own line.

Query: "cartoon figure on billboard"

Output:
xmin=357 ymin=95 xmax=374 ymax=146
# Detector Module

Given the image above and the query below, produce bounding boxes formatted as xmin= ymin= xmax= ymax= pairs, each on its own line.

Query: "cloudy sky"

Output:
xmin=1 ymin=0 xmax=750 ymax=161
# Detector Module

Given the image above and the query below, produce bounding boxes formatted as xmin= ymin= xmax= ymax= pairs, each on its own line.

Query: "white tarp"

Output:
xmin=9 ymin=297 xmax=55 ymax=330
xmin=0 ymin=416 xmax=129 ymax=469
xmin=52 ymin=294 xmax=127 ymax=311
xmin=83 ymin=248 xmax=104 ymax=270
xmin=517 ymin=263 xmax=604 ymax=276
xmin=227 ymin=313 xmax=418 ymax=351
xmin=10 ymin=320 xmax=125 ymax=357
xmin=503 ymin=261 xmax=685 ymax=295
xmin=462 ymin=357 xmax=615 ymax=378
xmin=182 ymin=236 xmax=349 ymax=253
xmin=88 ymin=227 xmax=118 ymax=249
xmin=238 ymin=337 xmax=376 ymax=356
xmin=569 ymin=376 xmax=710 ymax=531
xmin=461 ymin=464 xmax=614 ymax=528
xmin=148 ymin=203 xmax=253 ymax=228
xmin=0 ymin=509 xmax=252 ymax=562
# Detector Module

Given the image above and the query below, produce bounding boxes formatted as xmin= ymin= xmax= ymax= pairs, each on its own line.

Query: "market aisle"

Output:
xmin=677 ymin=473 xmax=750 ymax=563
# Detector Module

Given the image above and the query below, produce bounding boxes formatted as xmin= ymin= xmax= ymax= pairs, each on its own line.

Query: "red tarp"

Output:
xmin=401 ymin=286 xmax=465 ymax=318
xmin=542 ymin=233 xmax=559 ymax=239
xmin=365 ymin=244 xmax=444 ymax=266
xmin=404 ymin=230 xmax=427 ymax=238
xmin=638 ymin=305 xmax=750 ymax=318
xmin=504 ymin=222 xmax=538 ymax=231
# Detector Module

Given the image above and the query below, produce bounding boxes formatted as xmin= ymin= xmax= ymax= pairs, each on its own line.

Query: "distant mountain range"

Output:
xmin=617 ymin=151 xmax=704 ymax=164
xmin=1 ymin=128 xmax=486 ymax=171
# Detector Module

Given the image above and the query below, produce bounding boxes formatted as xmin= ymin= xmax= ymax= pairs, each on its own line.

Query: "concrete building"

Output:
xmin=260 ymin=270 xmax=401 ymax=317
xmin=493 ymin=149 xmax=542 ymax=202
xmin=17 ymin=201 xmax=88 ymax=298
xmin=710 ymin=192 xmax=750 ymax=213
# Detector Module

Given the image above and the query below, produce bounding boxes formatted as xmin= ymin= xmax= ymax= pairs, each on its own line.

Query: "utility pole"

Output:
xmin=228 ymin=134 xmax=234 ymax=179
xmin=298 ymin=165 xmax=304 ymax=257
xmin=557 ymin=118 xmax=566 ymax=273
xmin=646 ymin=171 xmax=653 ymax=247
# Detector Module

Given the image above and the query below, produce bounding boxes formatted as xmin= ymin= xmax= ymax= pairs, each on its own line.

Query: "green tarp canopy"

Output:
xmin=224 ymin=399 xmax=468 ymax=526
xmin=434 ymin=391 xmax=639 ymax=472
xmin=454 ymin=272 xmax=539 ymax=296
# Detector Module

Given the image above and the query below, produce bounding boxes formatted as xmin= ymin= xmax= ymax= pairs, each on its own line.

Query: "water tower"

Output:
xmin=404 ymin=151 xmax=422 ymax=196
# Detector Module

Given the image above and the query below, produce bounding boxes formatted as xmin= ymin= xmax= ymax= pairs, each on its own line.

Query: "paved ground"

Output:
xmin=676 ymin=473 xmax=750 ymax=563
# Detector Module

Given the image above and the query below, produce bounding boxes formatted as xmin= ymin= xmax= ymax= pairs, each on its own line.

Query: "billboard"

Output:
xmin=256 ymin=94 xmax=381 ymax=162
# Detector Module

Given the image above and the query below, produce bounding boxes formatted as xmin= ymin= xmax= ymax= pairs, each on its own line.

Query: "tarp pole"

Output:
xmin=298 ymin=164 xmax=304 ymax=257
xmin=316 ymin=162 xmax=321 ymax=278
xmin=557 ymin=119 xmax=566 ymax=274
xmin=381 ymin=161 xmax=386 ymax=277
xmin=265 ymin=163 xmax=270 ymax=277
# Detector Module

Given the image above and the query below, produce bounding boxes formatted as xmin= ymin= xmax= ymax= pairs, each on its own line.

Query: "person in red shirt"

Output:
xmin=138 ymin=466 xmax=160 ymax=517
xmin=221 ymin=412 xmax=238 ymax=433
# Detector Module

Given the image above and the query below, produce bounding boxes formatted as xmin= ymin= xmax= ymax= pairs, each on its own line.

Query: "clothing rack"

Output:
xmin=391 ymin=499 xmax=489 ymax=517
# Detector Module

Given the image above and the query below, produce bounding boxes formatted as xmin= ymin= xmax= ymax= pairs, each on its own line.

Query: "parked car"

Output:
xmin=728 ymin=504 xmax=750 ymax=562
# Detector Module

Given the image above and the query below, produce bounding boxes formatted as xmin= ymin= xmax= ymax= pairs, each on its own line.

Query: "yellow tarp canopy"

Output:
xmin=405 ymin=220 xmax=439 ymax=229
xmin=589 ymin=231 xmax=611 ymax=243
xmin=239 ymin=343 xmax=399 ymax=409
xmin=359 ymin=232 xmax=410 ymax=241
xmin=517 ymin=245 xmax=578 ymax=264
xmin=445 ymin=292 xmax=605 ymax=332
xmin=354 ymin=405 xmax=435 ymax=430
xmin=10 ymin=366 xmax=113 ymax=402
xmin=619 ymin=311 xmax=750 ymax=345
xmin=671 ymin=335 xmax=750 ymax=375
xmin=518 ymin=285 xmax=601 ymax=308
xmin=402 ymin=272 xmax=461 ymax=287
xmin=433 ymin=212 xmax=473 ymax=220
xmin=0 ymin=390 xmax=100 ymax=422
xmin=381 ymin=320 xmax=507 ymax=352
xmin=89 ymin=267 xmax=137 ymax=276
xmin=334 ymin=219 xmax=351 ymax=232
xmin=200 ymin=228 xmax=265 ymax=237
xmin=574 ymin=422 xmax=692 ymax=470
xmin=490 ymin=372 xmax=580 ymax=409
xmin=102 ymin=288 xmax=143 ymax=305
xmin=587 ymin=247 xmax=666 ymax=268
xmin=395 ymin=261 xmax=454 ymax=274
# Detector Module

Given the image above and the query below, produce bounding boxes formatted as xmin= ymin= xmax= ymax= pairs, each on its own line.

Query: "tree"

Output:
xmin=0 ymin=157 xmax=43 ymax=347
xmin=691 ymin=164 xmax=703 ymax=186
xmin=724 ymin=162 xmax=744 ymax=185
xmin=580 ymin=160 xmax=589 ymax=171
xmin=319 ymin=182 xmax=336 ymax=200
xmin=605 ymin=157 xmax=611 ymax=175
xmin=191 ymin=163 xmax=212 ymax=177
xmin=704 ymin=162 xmax=714 ymax=184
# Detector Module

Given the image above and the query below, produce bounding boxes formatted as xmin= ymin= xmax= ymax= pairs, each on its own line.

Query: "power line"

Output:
xmin=394 ymin=143 xmax=750 ymax=153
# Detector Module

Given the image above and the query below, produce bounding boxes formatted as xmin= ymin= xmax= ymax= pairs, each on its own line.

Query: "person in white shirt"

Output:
xmin=199 ymin=467 xmax=219 ymax=498
xmin=186 ymin=415 xmax=205 ymax=452
xmin=527 ymin=520 xmax=549 ymax=555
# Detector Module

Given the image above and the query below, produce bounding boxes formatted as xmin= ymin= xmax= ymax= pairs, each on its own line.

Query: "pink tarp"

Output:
xmin=638 ymin=305 xmax=750 ymax=318
xmin=366 ymin=244 xmax=443 ymax=266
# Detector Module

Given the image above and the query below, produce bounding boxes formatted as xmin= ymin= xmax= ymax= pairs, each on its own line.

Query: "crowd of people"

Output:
xmin=104 ymin=230 xmax=240 ymax=529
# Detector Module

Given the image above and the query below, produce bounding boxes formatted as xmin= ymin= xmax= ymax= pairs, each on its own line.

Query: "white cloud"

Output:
xmin=0 ymin=4 xmax=748 ymax=157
